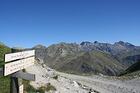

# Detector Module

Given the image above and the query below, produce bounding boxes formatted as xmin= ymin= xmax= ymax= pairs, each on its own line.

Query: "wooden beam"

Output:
xmin=0 ymin=67 xmax=3 ymax=76
xmin=19 ymin=85 xmax=24 ymax=93
xmin=10 ymin=77 xmax=19 ymax=93
xmin=11 ymin=71 xmax=35 ymax=81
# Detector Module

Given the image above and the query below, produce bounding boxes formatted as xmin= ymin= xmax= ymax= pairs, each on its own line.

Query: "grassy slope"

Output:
xmin=58 ymin=51 xmax=124 ymax=76
xmin=0 ymin=44 xmax=11 ymax=67
xmin=119 ymin=60 xmax=140 ymax=76
xmin=0 ymin=44 xmax=11 ymax=93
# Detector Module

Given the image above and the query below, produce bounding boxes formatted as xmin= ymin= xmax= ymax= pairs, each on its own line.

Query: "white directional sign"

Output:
xmin=4 ymin=56 xmax=35 ymax=76
xmin=5 ymin=50 xmax=35 ymax=62
xmin=19 ymin=85 xmax=24 ymax=93
xmin=1 ymin=50 xmax=36 ymax=93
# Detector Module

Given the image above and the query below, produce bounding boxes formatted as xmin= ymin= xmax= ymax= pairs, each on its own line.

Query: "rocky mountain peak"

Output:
xmin=33 ymin=44 xmax=47 ymax=49
xmin=80 ymin=41 xmax=101 ymax=46
xmin=115 ymin=41 xmax=125 ymax=45
xmin=114 ymin=41 xmax=134 ymax=48
xmin=80 ymin=41 xmax=92 ymax=46
xmin=94 ymin=41 xmax=99 ymax=44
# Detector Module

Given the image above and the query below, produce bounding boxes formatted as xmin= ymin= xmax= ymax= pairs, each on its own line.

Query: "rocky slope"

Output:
xmin=25 ymin=59 xmax=140 ymax=93
xmin=25 ymin=60 xmax=96 ymax=93
xmin=33 ymin=41 xmax=140 ymax=76
xmin=58 ymin=51 xmax=124 ymax=76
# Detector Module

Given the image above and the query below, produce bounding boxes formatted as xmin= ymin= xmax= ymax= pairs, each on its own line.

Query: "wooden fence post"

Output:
xmin=10 ymin=77 xmax=19 ymax=93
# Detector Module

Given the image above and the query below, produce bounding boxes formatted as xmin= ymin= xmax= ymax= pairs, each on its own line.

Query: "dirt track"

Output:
xmin=58 ymin=72 xmax=140 ymax=93
xmin=26 ymin=62 xmax=140 ymax=93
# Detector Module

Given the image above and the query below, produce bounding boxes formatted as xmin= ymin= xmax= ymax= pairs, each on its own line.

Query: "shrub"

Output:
xmin=53 ymin=75 xmax=58 ymax=80
xmin=46 ymin=83 xmax=56 ymax=92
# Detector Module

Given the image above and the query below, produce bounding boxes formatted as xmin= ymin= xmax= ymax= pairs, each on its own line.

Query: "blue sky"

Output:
xmin=0 ymin=0 xmax=140 ymax=48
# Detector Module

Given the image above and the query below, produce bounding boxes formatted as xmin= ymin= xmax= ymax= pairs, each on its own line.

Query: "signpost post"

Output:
xmin=0 ymin=48 xmax=36 ymax=93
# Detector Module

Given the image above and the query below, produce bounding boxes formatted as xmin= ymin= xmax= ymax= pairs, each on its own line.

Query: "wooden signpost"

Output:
xmin=0 ymin=49 xmax=36 ymax=93
xmin=19 ymin=85 xmax=24 ymax=93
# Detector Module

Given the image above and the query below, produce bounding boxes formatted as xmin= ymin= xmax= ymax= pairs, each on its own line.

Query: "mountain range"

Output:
xmin=33 ymin=41 xmax=140 ymax=76
xmin=1 ymin=41 xmax=140 ymax=93
xmin=0 ymin=41 xmax=140 ymax=76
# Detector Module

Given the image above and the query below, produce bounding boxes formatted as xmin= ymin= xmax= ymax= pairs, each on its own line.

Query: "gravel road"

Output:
xmin=26 ymin=61 xmax=140 ymax=93
xmin=57 ymin=72 xmax=140 ymax=93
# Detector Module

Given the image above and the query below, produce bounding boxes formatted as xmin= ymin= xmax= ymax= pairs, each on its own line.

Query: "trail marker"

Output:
xmin=0 ymin=49 xmax=36 ymax=93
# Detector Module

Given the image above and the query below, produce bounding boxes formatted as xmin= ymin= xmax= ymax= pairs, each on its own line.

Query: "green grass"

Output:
xmin=0 ymin=44 xmax=11 ymax=93
xmin=0 ymin=44 xmax=11 ymax=62
xmin=0 ymin=76 xmax=10 ymax=93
